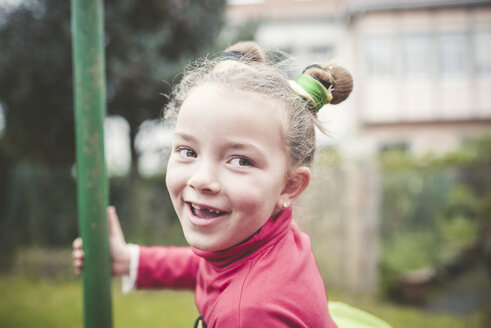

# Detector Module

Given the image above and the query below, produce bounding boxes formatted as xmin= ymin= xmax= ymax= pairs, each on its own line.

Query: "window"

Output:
xmin=379 ymin=142 xmax=409 ymax=153
xmin=364 ymin=36 xmax=396 ymax=78
xmin=308 ymin=46 xmax=334 ymax=62
xmin=227 ymin=0 xmax=264 ymax=5
xmin=402 ymin=34 xmax=432 ymax=78
xmin=438 ymin=32 xmax=468 ymax=76
xmin=474 ymin=29 xmax=491 ymax=76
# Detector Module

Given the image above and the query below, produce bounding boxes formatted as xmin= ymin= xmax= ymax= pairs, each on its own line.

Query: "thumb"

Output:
xmin=107 ymin=206 xmax=126 ymax=243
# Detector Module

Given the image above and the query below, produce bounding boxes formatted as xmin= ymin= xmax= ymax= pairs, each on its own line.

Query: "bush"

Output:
xmin=378 ymin=135 xmax=491 ymax=295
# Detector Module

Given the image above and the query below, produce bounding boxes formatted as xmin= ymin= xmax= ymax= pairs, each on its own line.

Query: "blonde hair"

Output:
xmin=164 ymin=42 xmax=353 ymax=171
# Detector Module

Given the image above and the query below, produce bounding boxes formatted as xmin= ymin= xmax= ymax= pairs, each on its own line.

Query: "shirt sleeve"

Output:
xmin=136 ymin=245 xmax=200 ymax=290
xmin=121 ymin=243 xmax=140 ymax=294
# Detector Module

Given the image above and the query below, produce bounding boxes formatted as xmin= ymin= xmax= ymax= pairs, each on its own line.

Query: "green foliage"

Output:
xmin=378 ymin=134 xmax=491 ymax=289
xmin=0 ymin=1 xmax=75 ymax=165
xmin=382 ymin=231 xmax=440 ymax=273
xmin=379 ymin=157 xmax=455 ymax=240
xmin=109 ymin=175 xmax=186 ymax=246
xmin=0 ymin=162 xmax=186 ymax=250
xmin=0 ymin=162 xmax=78 ymax=247
xmin=439 ymin=215 xmax=477 ymax=261
xmin=0 ymin=0 xmax=228 ymax=252
xmin=0 ymin=0 xmax=227 ymax=166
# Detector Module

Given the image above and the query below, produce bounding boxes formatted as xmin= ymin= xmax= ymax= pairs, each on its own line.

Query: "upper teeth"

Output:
xmin=192 ymin=203 xmax=222 ymax=214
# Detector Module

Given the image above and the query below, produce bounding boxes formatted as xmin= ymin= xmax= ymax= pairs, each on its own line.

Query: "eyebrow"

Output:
xmin=174 ymin=131 xmax=267 ymax=158
xmin=173 ymin=131 xmax=197 ymax=142
xmin=228 ymin=142 xmax=260 ymax=151
xmin=224 ymin=141 xmax=268 ymax=160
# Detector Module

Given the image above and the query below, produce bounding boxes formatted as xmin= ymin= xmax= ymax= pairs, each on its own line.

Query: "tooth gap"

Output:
xmin=191 ymin=203 xmax=224 ymax=215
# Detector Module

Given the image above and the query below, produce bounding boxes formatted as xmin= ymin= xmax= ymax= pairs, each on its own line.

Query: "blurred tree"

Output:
xmin=104 ymin=0 xmax=226 ymax=174
xmin=378 ymin=134 xmax=491 ymax=303
xmin=0 ymin=0 xmax=226 ymax=250
xmin=0 ymin=0 xmax=226 ymax=167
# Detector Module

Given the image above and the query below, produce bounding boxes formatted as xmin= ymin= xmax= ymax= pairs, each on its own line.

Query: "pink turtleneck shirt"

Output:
xmin=136 ymin=208 xmax=337 ymax=328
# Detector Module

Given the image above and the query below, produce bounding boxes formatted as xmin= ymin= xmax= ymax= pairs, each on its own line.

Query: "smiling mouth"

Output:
xmin=188 ymin=203 xmax=228 ymax=219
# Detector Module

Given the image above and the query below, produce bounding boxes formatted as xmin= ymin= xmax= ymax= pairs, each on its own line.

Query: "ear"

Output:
xmin=277 ymin=166 xmax=311 ymax=209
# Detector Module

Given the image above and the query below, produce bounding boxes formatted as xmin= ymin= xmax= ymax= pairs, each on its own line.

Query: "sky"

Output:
xmin=0 ymin=0 xmax=22 ymax=7
xmin=105 ymin=116 xmax=173 ymax=178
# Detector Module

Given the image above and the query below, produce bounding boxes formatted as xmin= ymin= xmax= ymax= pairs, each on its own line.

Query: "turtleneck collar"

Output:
xmin=191 ymin=207 xmax=293 ymax=268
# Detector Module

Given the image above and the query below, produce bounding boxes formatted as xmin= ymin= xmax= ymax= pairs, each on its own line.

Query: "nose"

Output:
xmin=187 ymin=161 xmax=221 ymax=194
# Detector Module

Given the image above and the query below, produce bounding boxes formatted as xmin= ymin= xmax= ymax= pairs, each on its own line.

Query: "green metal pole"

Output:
xmin=71 ymin=1 xmax=112 ymax=327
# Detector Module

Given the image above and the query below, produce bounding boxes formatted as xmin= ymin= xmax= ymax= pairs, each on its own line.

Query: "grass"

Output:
xmin=0 ymin=275 xmax=485 ymax=328
xmin=326 ymin=289 xmax=485 ymax=328
xmin=0 ymin=275 xmax=197 ymax=328
xmin=0 ymin=247 xmax=486 ymax=327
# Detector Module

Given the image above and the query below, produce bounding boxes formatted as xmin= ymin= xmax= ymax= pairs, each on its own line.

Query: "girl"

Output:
xmin=73 ymin=41 xmax=353 ymax=327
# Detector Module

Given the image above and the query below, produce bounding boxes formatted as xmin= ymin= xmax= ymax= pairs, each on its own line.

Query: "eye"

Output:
xmin=176 ymin=147 xmax=197 ymax=159
xmin=228 ymin=156 xmax=253 ymax=167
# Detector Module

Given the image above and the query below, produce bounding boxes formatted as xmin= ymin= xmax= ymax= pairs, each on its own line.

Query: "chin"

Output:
xmin=184 ymin=234 xmax=221 ymax=252
xmin=188 ymin=241 xmax=223 ymax=252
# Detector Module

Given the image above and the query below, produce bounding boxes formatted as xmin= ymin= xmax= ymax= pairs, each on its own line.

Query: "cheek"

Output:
xmin=229 ymin=176 xmax=281 ymax=215
xmin=236 ymin=194 xmax=261 ymax=213
xmin=165 ymin=168 xmax=174 ymax=193
xmin=165 ymin=162 xmax=184 ymax=198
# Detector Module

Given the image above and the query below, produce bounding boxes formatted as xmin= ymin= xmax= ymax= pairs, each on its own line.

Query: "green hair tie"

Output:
xmin=294 ymin=74 xmax=332 ymax=112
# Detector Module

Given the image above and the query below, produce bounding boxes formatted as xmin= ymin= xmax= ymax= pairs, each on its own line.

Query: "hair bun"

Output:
xmin=222 ymin=41 xmax=265 ymax=63
xmin=302 ymin=63 xmax=353 ymax=105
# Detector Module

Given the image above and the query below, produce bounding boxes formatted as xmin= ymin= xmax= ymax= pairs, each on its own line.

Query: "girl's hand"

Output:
xmin=72 ymin=206 xmax=131 ymax=276
xmin=72 ymin=237 xmax=84 ymax=276
xmin=107 ymin=206 xmax=131 ymax=276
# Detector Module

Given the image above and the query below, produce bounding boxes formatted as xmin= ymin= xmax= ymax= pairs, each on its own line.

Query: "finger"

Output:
xmin=72 ymin=249 xmax=84 ymax=260
xmin=74 ymin=258 xmax=84 ymax=269
xmin=74 ymin=264 xmax=82 ymax=276
xmin=107 ymin=206 xmax=126 ymax=243
xmin=72 ymin=237 xmax=82 ymax=250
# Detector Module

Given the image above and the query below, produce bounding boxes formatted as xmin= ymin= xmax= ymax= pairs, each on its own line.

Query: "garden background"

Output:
xmin=0 ymin=0 xmax=490 ymax=327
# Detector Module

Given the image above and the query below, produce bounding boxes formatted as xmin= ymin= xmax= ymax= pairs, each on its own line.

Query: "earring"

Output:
xmin=276 ymin=201 xmax=289 ymax=209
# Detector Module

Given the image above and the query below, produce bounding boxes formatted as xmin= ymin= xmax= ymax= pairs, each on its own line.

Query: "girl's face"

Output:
xmin=166 ymin=83 xmax=290 ymax=251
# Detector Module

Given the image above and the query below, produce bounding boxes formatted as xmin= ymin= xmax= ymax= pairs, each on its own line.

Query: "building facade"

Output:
xmin=226 ymin=0 xmax=491 ymax=154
